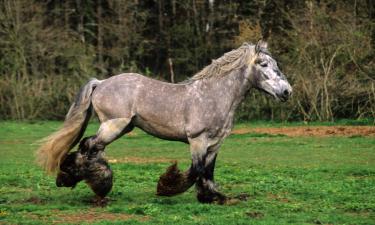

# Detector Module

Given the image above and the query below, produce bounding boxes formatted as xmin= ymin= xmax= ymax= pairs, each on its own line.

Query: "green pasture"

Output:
xmin=0 ymin=121 xmax=374 ymax=224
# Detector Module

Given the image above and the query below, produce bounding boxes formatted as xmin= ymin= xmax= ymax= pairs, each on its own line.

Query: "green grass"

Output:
xmin=0 ymin=121 xmax=374 ymax=224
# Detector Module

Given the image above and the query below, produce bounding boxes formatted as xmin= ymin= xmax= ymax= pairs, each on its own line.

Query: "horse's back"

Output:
xmin=91 ymin=73 xmax=189 ymax=141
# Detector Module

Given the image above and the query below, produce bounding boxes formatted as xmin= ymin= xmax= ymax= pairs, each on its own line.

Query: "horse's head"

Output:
xmin=249 ymin=40 xmax=292 ymax=102
xmin=56 ymin=152 xmax=84 ymax=188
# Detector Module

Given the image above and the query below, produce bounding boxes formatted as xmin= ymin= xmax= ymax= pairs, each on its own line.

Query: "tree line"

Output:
xmin=0 ymin=0 xmax=374 ymax=121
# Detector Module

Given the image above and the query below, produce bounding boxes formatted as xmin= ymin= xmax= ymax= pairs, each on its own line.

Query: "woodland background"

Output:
xmin=0 ymin=0 xmax=374 ymax=121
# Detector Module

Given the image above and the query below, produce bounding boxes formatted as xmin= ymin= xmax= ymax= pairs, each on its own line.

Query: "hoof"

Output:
xmin=91 ymin=196 xmax=109 ymax=207
xmin=156 ymin=162 xmax=195 ymax=196
xmin=197 ymin=192 xmax=249 ymax=205
xmin=197 ymin=191 xmax=228 ymax=205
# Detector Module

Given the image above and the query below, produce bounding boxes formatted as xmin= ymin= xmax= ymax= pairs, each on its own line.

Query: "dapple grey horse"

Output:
xmin=37 ymin=41 xmax=292 ymax=204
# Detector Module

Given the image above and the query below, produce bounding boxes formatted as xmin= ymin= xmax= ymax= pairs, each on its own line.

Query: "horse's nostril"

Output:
xmin=284 ymin=90 xmax=289 ymax=96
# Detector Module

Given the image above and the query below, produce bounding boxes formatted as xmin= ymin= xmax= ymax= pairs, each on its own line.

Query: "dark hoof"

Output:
xmin=91 ymin=196 xmax=109 ymax=207
xmin=197 ymin=191 xmax=228 ymax=205
xmin=197 ymin=192 xmax=249 ymax=205
xmin=156 ymin=162 xmax=194 ymax=196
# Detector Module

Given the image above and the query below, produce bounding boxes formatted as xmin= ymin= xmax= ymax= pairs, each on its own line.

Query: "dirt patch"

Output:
xmin=23 ymin=196 xmax=45 ymax=205
xmin=108 ymin=156 xmax=183 ymax=164
xmin=0 ymin=140 xmax=26 ymax=144
xmin=267 ymin=193 xmax=290 ymax=203
xmin=28 ymin=209 xmax=148 ymax=224
xmin=52 ymin=210 xmax=147 ymax=224
xmin=232 ymin=126 xmax=375 ymax=137
xmin=246 ymin=211 xmax=264 ymax=219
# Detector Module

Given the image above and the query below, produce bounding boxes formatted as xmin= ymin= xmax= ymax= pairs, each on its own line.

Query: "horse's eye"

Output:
xmin=260 ymin=61 xmax=268 ymax=67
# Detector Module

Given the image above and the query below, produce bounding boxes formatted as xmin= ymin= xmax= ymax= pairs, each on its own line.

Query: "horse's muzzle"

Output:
xmin=277 ymin=86 xmax=292 ymax=102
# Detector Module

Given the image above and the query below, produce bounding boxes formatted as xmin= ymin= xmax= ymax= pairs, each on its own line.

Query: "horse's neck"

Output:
xmin=193 ymin=67 xmax=251 ymax=112
xmin=190 ymin=68 xmax=250 ymax=133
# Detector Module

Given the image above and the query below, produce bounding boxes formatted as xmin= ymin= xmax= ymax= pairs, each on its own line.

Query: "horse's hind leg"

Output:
xmin=156 ymin=136 xmax=207 ymax=196
xmin=79 ymin=118 xmax=133 ymax=154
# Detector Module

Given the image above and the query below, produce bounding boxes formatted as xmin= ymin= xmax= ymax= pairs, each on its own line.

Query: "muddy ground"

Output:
xmin=231 ymin=126 xmax=375 ymax=137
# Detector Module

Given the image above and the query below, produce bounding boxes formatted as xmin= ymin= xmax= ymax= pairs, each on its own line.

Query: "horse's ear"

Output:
xmin=255 ymin=40 xmax=268 ymax=53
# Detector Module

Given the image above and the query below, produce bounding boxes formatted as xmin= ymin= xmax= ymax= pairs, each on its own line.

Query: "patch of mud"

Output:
xmin=267 ymin=193 xmax=290 ymax=203
xmin=23 ymin=196 xmax=45 ymax=205
xmin=28 ymin=209 xmax=148 ymax=224
xmin=0 ymin=140 xmax=26 ymax=144
xmin=232 ymin=126 xmax=375 ymax=137
xmin=245 ymin=211 xmax=264 ymax=219
xmin=108 ymin=156 xmax=184 ymax=164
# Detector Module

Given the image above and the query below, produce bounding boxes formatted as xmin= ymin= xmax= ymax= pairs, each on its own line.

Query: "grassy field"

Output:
xmin=0 ymin=121 xmax=374 ymax=224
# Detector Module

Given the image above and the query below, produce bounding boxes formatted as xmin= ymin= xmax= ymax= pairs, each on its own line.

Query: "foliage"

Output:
xmin=0 ymin=0 xmax=374 ymax=121
xmin=1 ymin=121 xmax=375 ymax=224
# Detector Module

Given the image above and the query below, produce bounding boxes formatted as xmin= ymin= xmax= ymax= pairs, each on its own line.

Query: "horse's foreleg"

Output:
xmin=195 ymin=144 xmax=227 ymax=204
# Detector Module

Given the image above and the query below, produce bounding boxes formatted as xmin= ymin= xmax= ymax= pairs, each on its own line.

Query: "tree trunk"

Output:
xmin=97 ymin=0 xmax=104 ymax=73
xmin=76 ymin=0 xmax=85 ymax=43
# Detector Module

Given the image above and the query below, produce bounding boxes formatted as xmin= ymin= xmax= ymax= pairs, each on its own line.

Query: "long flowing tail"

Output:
xmin=36 ymin=78 xmax=101 ymax=174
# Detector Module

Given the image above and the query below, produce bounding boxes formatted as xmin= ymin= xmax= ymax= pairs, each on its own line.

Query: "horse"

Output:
xmin=37 ymin=40 xmax=292 ymax=204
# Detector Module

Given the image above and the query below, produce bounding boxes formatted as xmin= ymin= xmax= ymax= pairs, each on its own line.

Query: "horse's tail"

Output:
xmin=36 ymin=78 xmax=102 ymax=174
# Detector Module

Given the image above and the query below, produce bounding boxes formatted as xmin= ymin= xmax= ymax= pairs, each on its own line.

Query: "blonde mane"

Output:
xmin=191 ymin=43 xmax=255 ymax=80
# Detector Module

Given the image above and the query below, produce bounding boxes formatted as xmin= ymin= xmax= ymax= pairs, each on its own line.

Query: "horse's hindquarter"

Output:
xmin=92 ymin=74 xmax=139 ymax=120
xmin=92 ymin=73 xmax=189 ymax=141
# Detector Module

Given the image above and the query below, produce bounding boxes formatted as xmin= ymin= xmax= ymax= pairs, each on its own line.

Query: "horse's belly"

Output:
xmin=133 ymin=116 xmax=188 ymax=142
